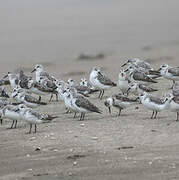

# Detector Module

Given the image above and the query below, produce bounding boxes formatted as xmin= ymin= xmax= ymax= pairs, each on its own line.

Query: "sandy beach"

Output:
xmin=0 ymin=0 xmax=179 ymax=179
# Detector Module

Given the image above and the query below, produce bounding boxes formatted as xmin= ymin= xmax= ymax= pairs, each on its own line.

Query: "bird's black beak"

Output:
xmin=31 ymin=69 xmax=36 ymax=73
xmin=108 ymin=107 xmax=111 ymax=114
xmin=124 ymin=69 xmax=129 ymax=72
xmin=157 ymin=68 xmax=162 ymax=72
xmin=15 ymin=108 xmax=20 ymax=112
xmin=126 ymin=87 xmax=131 ymax=94
xmin=121 ymin=62 xmax=127 ymax=67
xmin=3 ymin=75 xmax=8 ymax=79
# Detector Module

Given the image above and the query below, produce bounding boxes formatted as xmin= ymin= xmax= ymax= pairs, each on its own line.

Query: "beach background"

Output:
xmin=1 ymin=0 xmax=179 ymax=179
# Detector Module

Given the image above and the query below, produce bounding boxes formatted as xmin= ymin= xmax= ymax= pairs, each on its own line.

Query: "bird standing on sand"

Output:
xmin=90 ymin=67 xmax=117 ymax=99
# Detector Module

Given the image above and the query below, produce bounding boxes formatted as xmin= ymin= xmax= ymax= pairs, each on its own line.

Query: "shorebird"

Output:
xmin=127 ymin=82 xmax=158 ymax=96
xmin=158 ymin=64 xmax=179 ymax=85
xmin=118 ymin=70 xmax=130 ymax=95
xmin=3 ymin=72 xmax=19 ymax=88
xmin=38 ymin=77 xmax=58 ymax=102
xmin=69 ymin=88 xmax=102 ymax=120
xmin=139 ymin=92 xmax=170 ymax=119
xmin=167 ymin=95 xmax=179 ymax=121
xmin=17 ymin=104 xmax=57 ymax=133
xmin=90 ymin=67 xmax=117 ymax=99
xmin=1 ymin=104 xmax=22 ymax=129
xmin=104 ymin=94 xmax=139 ymax=116
xmin=121 ymin=58 xmax=153 ymax=70
xmin=31 ymin=64 xmax=56 ymax=82
xmin=0 ymin=79 xmax=10 ymax=86
xmin=11 ymin=88 xmax=47 ymax=108
xmin=172 ymin=82 xmax=179 ymax=97
xmin=0 ymin=87 xmax=9 ymax=100
xmin=18 ymin=70 xmax=32 ymax=89
xmin=125 ymin=66 xmax=157 ymax=85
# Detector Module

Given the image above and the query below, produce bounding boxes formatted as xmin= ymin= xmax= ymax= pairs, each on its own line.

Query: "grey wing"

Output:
xmin=168 ymin=68 xmax=179 ymax=76
xmin=114 ymin=94 xmax=137 ymax=102
xmin=34 ymin=83 xmax=54 ymax=93
xmin=97 ymin=73 xmax=116 ymax=86
xmin=172 ymin=96 xmax=179 ymax=104
xmin=40 ymin=71 xmax=55 ymax=81
xmin=75 ymin=96 xmax=101 ymax=113
xmin=133 ymin=72 xmax=156 ymax=83
xmin=149 ymin=96 xmax=163 ymax=104
xmin=31 ymin=110 xmax=42 ymax=119
xmin=24 ymin=95 xmax=39 ymax=103
xmin=139 ymin=84 xmax=158 ymax=92
xmin=138 ymin=61 xmax=152 ymax=70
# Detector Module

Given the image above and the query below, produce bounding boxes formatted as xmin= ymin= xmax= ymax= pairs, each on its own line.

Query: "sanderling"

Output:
xmin=3 ymin=72 xmax=19 ymax=88
xmin=69 ymin=87 xmax=102 ymax=120
xmin=0 ymin=87 xmax=9 ymax=101
xmin=127 ymin=82 xmax=158 ymax=96
xmin=167 ymin=95 xmax=179 ymax=121
xmin=18 ymin=70 xmax=32 ymax=89
xmin=158 ymin=64 xmax=179 ymax=85
xmin=118 ymin=70 xmax=130 ymax=95
xmin=90 ymin=67 xmax=116 ymax=99
xmin=38 ymin=77 xmax=58 ymax=102
xmin=17 ymin=104 xmax=57 ymax=133
xmin=27 ymin=79 xmax=56 ymax=101
xmin=125 ymin=66 xmax=157 ymax=85
xmin=31 ymin=64 xmax=56 ymax=82
xmin=121 ymin=58 xmax=153 ymax=70
xmin=172 ymin=82 xmax=179 ymax=97
xmin=1 ymin=104 xmax=22 ymax=129
xmin=139 ymin=92 xmax=170 ymax=119
xmin=11 ymin=88 xmax=47 ymax=108
xmin=104 ymin=94 xmax=139 ymax=116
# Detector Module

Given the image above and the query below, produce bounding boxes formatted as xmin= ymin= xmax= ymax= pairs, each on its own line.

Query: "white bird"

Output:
xmin=3 ymin=72 xmax=19 ymax=88
xmin=69 ymin=88 xmax=102 ymax=120
xmin=167 ymin=95 xmax=179 ymax=121
xmin=104 ymin=94 xmax=139 ymax=116
xmin=118 ymin=70 xmax=130 ymax=95
xmin=31 ymin=64 xmax=56 ymax=82
xmin=11 ymin=88 xmax=47 ymax=108
xmin=17 ymin=104 xmax=57 ymax=133
xmin=139 ymin=92 xmax=170 ymax=119
xmin=125 ymin=66 xmax=157 ymax=85
xmin=1 ymin=104 xmax=22 ymax=129
xmin=158 ymin=64 xmax=179 ymax=85
xmin=90 ymin=67 xmax=116 ymax=99
xmin=121 ymin=58 xmax=153 ymax=70
xmin=127 ymin=82 xmax=158 ymax=96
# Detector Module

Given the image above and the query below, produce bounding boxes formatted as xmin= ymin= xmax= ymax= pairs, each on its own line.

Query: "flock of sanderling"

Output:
xmin=0 ymin=58 xmax=179 ymax=134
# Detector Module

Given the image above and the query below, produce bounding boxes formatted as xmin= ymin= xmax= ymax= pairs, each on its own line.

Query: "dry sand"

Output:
xmin=1 ymin=0 xmax=179 ymax=179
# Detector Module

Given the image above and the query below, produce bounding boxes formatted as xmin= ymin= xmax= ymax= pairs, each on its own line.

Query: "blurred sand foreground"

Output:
xmin=0 ymin=0 xmax=179 ymax=179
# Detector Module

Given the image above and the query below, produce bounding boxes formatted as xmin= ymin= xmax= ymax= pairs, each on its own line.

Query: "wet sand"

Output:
xmin=1 ymin=0 xmax=179 ymax=179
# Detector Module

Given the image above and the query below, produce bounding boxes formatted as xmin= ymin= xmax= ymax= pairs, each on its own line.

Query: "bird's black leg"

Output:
xmin=79 ymin=113 xmax=82 ymax=121
xmin=49 ymin=94 xmax=53 ymax=102
xmin=118 ymin=108 xmax=122 ymax=116
xmin=34 ymin=124 xmax=37 ymax=133
xmin=82 ymin=113 xmax=85 ymax=120
xmin=28 ymin=124 xmax=32 ymax=134
xmin=38 ymin=96 xmax=41 ymax=102
xmin=151 ymin=111 xmax=154 ymax=119
xmin=100 ymin=90 xmax=104 ymax=100
xmin=176 ymin=112 xmax=179 ymax=121
xmin=0 ymin=119 xmax=2 ymax=125
xmin=14 ymin=120 xmax=17 ymax=128
xmin=154 ymin=111 xmax=158 ymax=119
xmin=56 ymin=94 xmax=58 ymax=101
xmin=98 ymin=91 xmax=102 ymax=98
xmin=108 ymin=107 xmax=111 ymax=114
xmin=73 ymin=112 xmax=77 ymax=118
xmin=10 ymin=120 xmax=15 ymax=129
